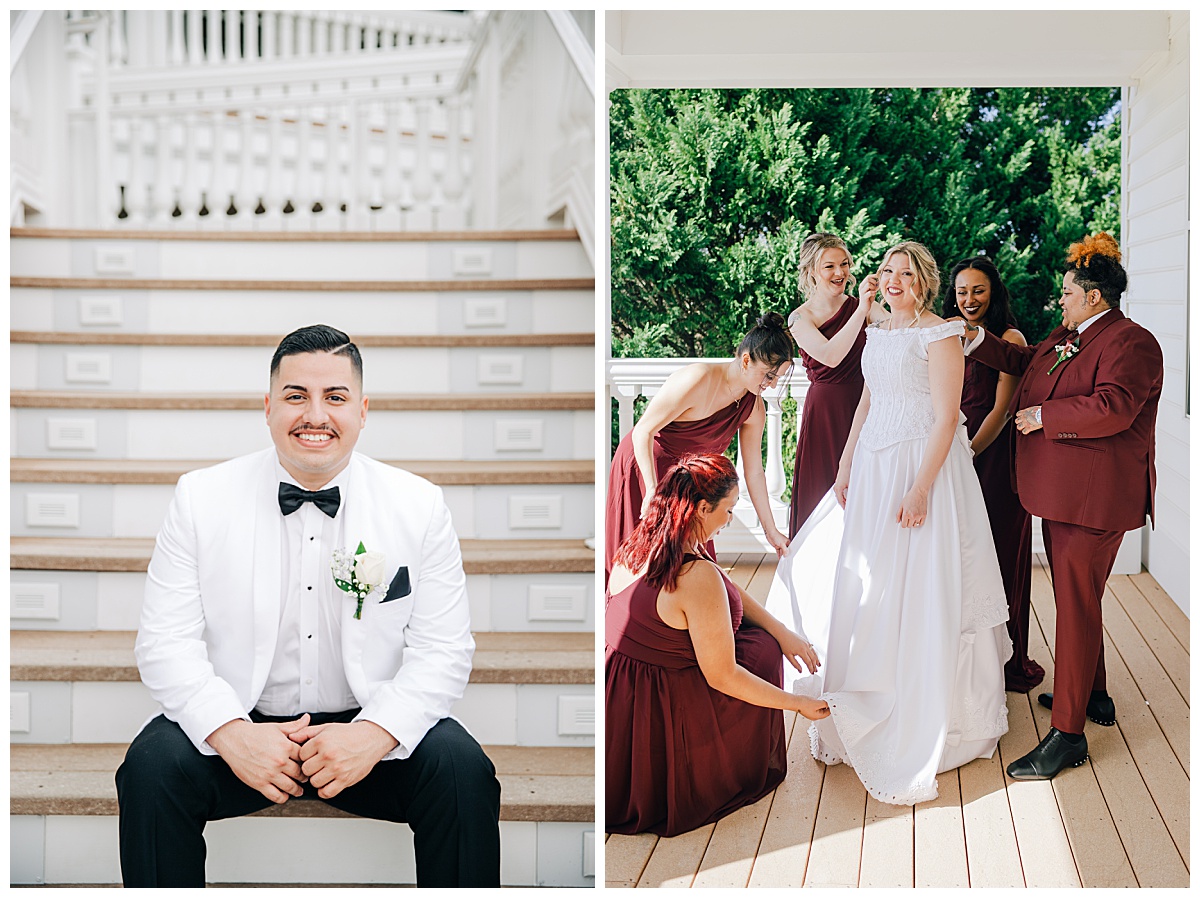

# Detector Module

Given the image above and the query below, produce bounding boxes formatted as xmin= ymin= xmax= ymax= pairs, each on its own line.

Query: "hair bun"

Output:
xmin=756 ymin=311 xmax=787 ymax=331
xmin=1067 ymin=232 xmax=1121 ymax=269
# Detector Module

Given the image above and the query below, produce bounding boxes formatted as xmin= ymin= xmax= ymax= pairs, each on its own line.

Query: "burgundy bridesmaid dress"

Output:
xmin=605 ymin=395 xmax=758 ymax=579
xmin=787 ymin=297 xmax=866 ymax=537
xmin=962 ymin=353 xmax=1045 ymax=692
xmin=605 ymin=554 xmax=787 ymax=836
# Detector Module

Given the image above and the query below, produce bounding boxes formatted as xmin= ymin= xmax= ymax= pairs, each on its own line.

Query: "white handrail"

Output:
xmin=545 ymin=10 xmax=595 ymax=98
xmin=10 ymin=10 xmax=45 ymax=74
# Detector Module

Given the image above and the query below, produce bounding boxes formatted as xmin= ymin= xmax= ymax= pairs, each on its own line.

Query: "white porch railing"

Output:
xmin=607 ymin=357 xmax=811 ymax=551
xmin=13 ymin=10 xmax=594 ymax=242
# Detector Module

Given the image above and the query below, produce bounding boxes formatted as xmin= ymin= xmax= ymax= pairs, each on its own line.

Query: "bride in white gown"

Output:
xmin=767 ymin=241 xmax=1011 ymax=805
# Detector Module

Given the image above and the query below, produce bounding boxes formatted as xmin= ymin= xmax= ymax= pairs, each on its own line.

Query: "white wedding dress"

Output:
xmin=767 ymin=320 xmax=1011 ymax=805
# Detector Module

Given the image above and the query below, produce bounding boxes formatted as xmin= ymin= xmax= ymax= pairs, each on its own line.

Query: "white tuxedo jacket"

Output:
xmin=135 ymin=448 xmax=474 ymax=761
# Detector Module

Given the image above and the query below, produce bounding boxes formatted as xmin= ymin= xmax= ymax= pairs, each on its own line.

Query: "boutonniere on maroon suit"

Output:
xmin=331 ymin=542 xmax=388 ymax=619
xmin=1048 ymin=333 xmax=1081 ymax=375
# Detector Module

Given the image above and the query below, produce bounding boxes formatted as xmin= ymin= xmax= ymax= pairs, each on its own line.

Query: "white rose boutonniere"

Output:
xmin=331 ymin=542 xmax=388 ymax=620
xmin=1048 ymin=334 xmax=1081 ymax=374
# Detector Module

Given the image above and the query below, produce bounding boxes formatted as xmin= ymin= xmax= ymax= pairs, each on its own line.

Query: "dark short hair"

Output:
xmin=270 ymin=325 xmax=363 ymax=384
xmin=1063 ymin=233 xmax=1127 ymax=308
xmin=941 ymin=256 xmax=1020 ymax=336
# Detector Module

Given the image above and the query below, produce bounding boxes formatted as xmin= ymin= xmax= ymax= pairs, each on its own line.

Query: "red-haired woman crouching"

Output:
xmin=605 ymin=453 xmax=830 ymax=837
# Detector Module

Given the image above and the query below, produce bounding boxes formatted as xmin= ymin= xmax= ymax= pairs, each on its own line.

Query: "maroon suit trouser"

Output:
xmin=1041 ymin=519 xmax=1125 ymax=734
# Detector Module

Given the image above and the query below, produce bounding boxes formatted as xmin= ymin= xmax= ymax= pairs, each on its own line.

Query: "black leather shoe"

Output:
xmin=1037 ymin=692 xmax=1116 ymax=726
xmin=1006 ymin=728 xmax=1088 ymax=780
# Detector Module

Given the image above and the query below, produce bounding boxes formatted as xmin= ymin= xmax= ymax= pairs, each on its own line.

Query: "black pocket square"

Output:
xmin=383 ymin=567 xmax=411 ymax=603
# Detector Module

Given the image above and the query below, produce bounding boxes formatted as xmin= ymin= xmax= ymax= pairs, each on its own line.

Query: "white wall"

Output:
xmin=1123 ymin=12 xmax=1190 ymax=613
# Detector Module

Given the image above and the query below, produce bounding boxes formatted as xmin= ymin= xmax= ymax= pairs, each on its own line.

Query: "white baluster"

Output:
xmin=279 ymin=12 xmax=294 ymax=58
xmin=409 ymin=99 xmax=434 ymax=230
xmin=152 ymin=113 xmax=173 ymax=224
xmin=186 ymin=10 xmax=202 ymax=64
xmin=147 ymin=11 xmax=167 ymax=67
xmin=350 ymin=99 xmax=370 ymax=230
xmin=224 ymin=9 xmax=238 ymax=63
xmin=315 ymin=13 xmax=330 ymax=55
xmin=616 ymin=389 xmax=636 ymax=440
xmin=261 ymin=10 xmax=276 ymax=60
xmin=179 ymin=110 xmax=199 ymax=225
xmin=208 ymin=108 xmax=227 ymax=226
xmin=297 ymin=12 xmax=312 ymax=57
xmin=335 ymin=12 xmax=351 ymax=54
xmin=325 ymin=106 xmax=346 ymax=230
xmin=110 ymin=10 xmax=128 ymax=66
xmin=440 ymin=96 xmax=466 ymax=230
xmin=206 ymin=9 xmax=220 ymax=64
xmin=168 ymin=10 xmax=185 ymax=66
xmin=233 ymin=106 xmax=255 ymax=226
xmin=763 ymin=388 xmax=788 ymax=509
xmin=263 ymin=107 xmax=283 ymax=226
xmin=125 ymin=114 xmax=147 ymax=225
xmin=292 ymin=104 xmax=313 ymax=228
xmin=245 ymin=11 xmax=261 ymax=63
xmin=380 ymin=98 xmax=402 ymax=230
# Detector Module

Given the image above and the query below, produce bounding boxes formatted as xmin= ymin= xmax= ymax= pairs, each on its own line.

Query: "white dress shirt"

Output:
xmin=255 ymin=460 xmax=357 ymax=716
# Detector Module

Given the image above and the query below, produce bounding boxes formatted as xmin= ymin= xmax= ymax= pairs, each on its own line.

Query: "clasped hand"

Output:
xmin=208 ymin=715 xmax=398 ymax=803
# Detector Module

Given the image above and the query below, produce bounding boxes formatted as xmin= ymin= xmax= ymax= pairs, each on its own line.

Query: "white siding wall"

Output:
xmin=1123 ymin=12 xmax=1189 ymax=613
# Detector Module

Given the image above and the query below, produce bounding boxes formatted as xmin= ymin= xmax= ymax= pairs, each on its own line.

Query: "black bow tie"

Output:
xmin=278 ymin=483 xmax=341 ymax=518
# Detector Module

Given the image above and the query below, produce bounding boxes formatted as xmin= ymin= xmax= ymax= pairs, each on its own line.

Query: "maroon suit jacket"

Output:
xmin=970 ymin=309 xmax=1161 ymax=533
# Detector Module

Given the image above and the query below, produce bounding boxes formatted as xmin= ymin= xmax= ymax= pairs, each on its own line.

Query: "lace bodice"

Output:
xmin=858 ymin=321 xmax=965 ymax=450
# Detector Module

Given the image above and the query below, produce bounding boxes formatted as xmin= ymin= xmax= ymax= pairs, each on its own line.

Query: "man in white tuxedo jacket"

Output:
xmin=116 ymin=325 xmax=501 ymax=887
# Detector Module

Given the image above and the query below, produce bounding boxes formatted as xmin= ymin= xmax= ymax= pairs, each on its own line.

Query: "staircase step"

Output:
xmin=11 ymin=537 xmax=596 ymax=575
xmin=11 ymin=390 xmax=593 ymax=411
xmin=11 ymin=457 xmax=594 ymax=486
xmin=11 ymin=630 xmax=594 ymax=685
xmin=11 ymin=742 xmax=594 ymax=822
xmin=12 ymin=227 xmax=584 ymax=242
xmin=12 ymin=330 xmax=594 ymax=347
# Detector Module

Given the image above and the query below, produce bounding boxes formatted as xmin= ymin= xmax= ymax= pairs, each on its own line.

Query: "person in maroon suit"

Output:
xmin=605 ymin=313 xmax=794 ymax=583
xmin=786 ymin=232 xmax=886 ymax=537
xmin=942 ymin=256 xmax=1045 ymax=693
xmin=606 ymin=453 xmax=829 ymax=836
xmin=963 ymin=233 xmax=1162 ymax=780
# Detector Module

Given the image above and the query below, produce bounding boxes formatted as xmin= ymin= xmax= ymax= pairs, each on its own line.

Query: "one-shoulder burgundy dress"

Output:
xmin=605 ymin=395 xmax=758 ymax=580
xmin=604 ymin=554 xmax=787 ymax=836
xmin=788 ymin=298 xmax=866 ymax=537
xmin=962 ymin=353 xmax=1045 ymax=692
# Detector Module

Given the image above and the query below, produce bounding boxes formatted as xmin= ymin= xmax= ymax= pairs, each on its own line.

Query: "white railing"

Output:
xmin=460 ymin=11 xmax=595 ymax=263
xmin=607 ymin=357 xmax=811 ymax=551
xmin=60 ymin=11 xmax=476 ymax=231
xmin=65 ymin=10 xmax=475 ymax=69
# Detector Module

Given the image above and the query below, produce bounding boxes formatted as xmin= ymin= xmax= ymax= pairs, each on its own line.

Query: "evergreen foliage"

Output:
xmin=610 ymin=87 xmax=1121 ymax=359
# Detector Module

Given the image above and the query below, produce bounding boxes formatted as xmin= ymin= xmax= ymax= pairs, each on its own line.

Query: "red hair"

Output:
xmin=613 ymin=454 xmax=741 ymax=592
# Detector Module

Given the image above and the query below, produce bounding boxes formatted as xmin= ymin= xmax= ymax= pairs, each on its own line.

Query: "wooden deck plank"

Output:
xmin=747 ymin=715 xmax=825 ymax=888
xmin=1108 ymin=575 xmax=1189 ymax=703
xmin=914 ymin=771 xmax=968 ymax=887
xmin=1101 ymin=625 xmax=1190 ymax=868
xmin=1101 ymin=584 xmax=1190 ymax=774
xmin=959 ymin=750 xmax=1024 ymax=887
xmin=691 ymin=796 xmax=772 ymax=888
xmin=859 ymin=795 xmax=914 ymax=887
xmin=804 ymin=761 xmax=865 ymax=888
xmin=1129 ymin=571 xmax=1189 ymax=652
xmin=635 ymin=824 xmax=713 ymax=888
xmin=1027 ymin=569 xmax=1138 ymax=887
xmin=1080 ymin=665 xmax=1190 ymax=886
xmin=605 ymin=833 xmax=658 ymax=888
xmin=999 ymin=691 xmax=1081 ymax=888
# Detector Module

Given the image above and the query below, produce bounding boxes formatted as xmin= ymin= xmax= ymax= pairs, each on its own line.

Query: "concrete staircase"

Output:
xmin=9 ymin=227 xmax=597 ymax=886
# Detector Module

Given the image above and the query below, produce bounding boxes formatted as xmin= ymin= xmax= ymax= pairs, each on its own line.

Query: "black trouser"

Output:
xmin=115 ymin=711 xmax=501 ymax=887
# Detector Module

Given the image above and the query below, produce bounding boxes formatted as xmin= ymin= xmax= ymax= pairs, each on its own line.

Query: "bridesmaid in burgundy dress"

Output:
xmin=943 ymin=256 xmax=1045 ymax=692
xmin=605 ymin=313 xmax=795 ymax=583
xmin=786 ymin=233 xmax=885 ymax=536
xmin=606 ymin=454 xmax=829 ymax=836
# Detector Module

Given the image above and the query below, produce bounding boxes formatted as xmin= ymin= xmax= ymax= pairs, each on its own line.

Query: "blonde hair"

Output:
xmin=878 ymin=241 xmax=941 ymax=313
xmin=796 ymin=233 xmax=857 ymax=301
